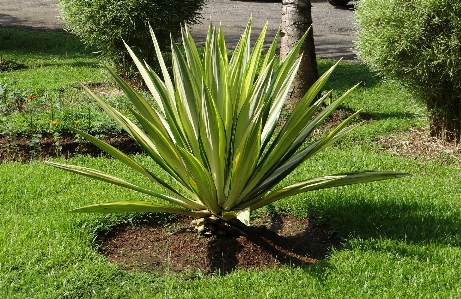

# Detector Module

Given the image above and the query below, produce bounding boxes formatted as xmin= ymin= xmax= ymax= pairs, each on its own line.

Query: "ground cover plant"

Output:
xmin=1 ymin=26 xmax=461 ymax=298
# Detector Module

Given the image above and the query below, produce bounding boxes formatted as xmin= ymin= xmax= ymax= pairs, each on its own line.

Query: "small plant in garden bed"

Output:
xmin=0 ymin=78 xmax=134 ymax=158
xmin=0 ymin=81 xmax=33 ymax=115
xmin=45 ymin=19 xmax=407 ymax=235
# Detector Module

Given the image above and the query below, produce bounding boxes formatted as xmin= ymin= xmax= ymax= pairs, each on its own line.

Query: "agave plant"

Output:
xmin=45 ymin=20 xmax=407 ymax=234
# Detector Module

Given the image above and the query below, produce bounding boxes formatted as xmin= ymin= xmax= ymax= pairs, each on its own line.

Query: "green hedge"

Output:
xmin=59 ymin=0 xmax=205 ymax=73
xmin=355 ymin=0 xmax=461 ymax=96
xmin=355 ymin=0 xmax=461 ymax=142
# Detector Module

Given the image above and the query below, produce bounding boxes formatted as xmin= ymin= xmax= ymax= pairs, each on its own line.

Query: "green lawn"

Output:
xmin=1 ymin=28 xmax=460 ymax=298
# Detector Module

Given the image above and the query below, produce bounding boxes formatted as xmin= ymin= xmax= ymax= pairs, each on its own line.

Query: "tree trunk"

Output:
xmin=280 ymin=0 xmax=318 ymax=108
xmin=427 ymin=87 xmax=461 ymax=144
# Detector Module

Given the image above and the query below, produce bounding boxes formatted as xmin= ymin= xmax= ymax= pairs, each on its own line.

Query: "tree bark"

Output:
xmin=280 ymin=0 xmax=318 ymax=108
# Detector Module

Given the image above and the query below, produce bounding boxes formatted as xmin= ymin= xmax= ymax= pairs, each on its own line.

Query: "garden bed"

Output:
xmin=97 ymin=214 xmax=340 ymax=276
xmin=0 ymin=131 xmax=142 ymax=162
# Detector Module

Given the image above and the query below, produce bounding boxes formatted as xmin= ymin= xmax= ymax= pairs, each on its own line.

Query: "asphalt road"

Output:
xmin=0 ymin=0 xmax=357 ymax=60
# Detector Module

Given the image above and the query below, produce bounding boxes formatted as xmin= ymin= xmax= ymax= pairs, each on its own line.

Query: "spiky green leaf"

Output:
xmin=70 ymin=200 xmax=211 ymax=217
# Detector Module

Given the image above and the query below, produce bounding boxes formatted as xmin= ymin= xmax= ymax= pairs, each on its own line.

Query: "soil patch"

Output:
xmin=97 ymin=214 xmax=340 ymax=276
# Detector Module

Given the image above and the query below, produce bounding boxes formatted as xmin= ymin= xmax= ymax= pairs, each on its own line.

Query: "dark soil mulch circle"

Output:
xmin=96 ymin=215 xmax=341 ymax=276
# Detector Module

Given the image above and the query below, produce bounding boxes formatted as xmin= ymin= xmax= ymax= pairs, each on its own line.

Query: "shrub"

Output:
xmin=45 ymin=21 xmax=407 ymax=235
xmin=355 ymin=0 xmax=461 ymax=142
xmin=58 ymin=0 xmax=205 ymax=74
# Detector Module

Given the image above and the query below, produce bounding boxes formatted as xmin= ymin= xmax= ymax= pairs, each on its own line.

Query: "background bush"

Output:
xmin=355 ymin=0 xmax=461 ymax=142
xmin=59 ymin=0 xmax=206 ymax=74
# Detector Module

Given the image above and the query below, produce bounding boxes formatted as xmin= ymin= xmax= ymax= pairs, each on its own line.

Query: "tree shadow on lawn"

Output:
xmin=318 ymin=61 xmax=381 ymax=91
xmin=29 ymin=61 xmax=102 ymax=69
xmin=0 ymin=28 xmax=92 ymax=56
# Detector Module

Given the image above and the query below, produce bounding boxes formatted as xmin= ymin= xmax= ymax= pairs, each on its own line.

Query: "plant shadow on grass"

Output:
xmin=316 ymin=196 xmax=461 ymax=252
xmin=334 ymin=106 xmax=420 ymax=123
xmin=358 ymin=110 xmax=419 ymax=122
